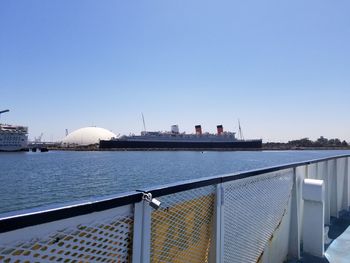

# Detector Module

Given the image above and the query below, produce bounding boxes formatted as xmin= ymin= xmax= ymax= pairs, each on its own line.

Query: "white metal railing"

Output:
xmin=0 ymin=155 xmax=349 ymax=262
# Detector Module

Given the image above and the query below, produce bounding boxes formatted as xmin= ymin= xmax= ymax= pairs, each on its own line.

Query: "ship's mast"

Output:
xmin=141 ymin=113 xmax=147 ymax=132
xmin=238 ymin=119 xmax=244 ymax=140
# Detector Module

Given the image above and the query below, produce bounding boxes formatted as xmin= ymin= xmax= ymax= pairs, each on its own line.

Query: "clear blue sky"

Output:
xmin=1 ymin=0 xmax=349 ymax=142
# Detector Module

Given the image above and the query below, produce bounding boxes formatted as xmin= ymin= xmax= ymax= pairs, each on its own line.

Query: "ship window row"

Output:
xmin=0 ymin=137 xmax=22 ymax=140
xmin=0 ymin=138 xmax=23 ymax=142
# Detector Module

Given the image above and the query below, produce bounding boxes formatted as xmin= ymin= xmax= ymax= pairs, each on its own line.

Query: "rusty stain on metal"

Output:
xmin=256 ymin=250 xmax=264 ymax=263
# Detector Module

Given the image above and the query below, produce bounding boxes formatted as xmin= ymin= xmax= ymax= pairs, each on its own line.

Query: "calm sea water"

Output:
xmin=1 ymin=150 xmax=349 ymax=215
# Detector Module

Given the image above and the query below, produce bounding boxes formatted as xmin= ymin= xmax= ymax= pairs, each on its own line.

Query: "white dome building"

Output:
xmin=62 ymin=127 xmax=116 ymax=146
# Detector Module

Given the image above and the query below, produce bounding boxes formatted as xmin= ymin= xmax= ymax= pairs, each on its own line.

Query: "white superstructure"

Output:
xmin=0 ymin=109 xmax=28 ymax=151
xmin=0 ymin=124 xmax=28 ymax=151
xmin=120 ymin=124 xmax=238 ymax=142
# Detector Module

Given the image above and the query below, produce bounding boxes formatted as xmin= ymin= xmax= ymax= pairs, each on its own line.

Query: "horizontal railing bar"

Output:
xmin=143 ymin=176 xmax=222 ymax=198
xmin=147 ymin=154 xmax=350 ymax=196
xmin=1 ymin=154 xmax=349 ymax=233
xmin=0 ymin=192 xmax=143 ymax=233
xmin=222 ymin=154 xmax=350 ymax=182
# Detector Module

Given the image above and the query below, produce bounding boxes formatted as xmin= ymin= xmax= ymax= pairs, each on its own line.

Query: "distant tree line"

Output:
xmin=264 ymin=136 xmax=349 ymax=149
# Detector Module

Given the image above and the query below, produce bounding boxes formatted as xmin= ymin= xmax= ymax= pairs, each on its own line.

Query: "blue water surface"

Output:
xmin=0 ymin=150 xmax=349 ymax=214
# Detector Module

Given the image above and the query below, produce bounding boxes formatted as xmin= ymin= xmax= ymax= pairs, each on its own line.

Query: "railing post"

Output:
xmin=288 ymin=168 xmax=300 ymax=259
xmin=216 ymin=183 xmax=224 ymax=263
xmin=342 ymin=158 xmax=349 ymax=211
xmin=329 ymin=159 xmax=338 ymax=218
xmin=209 ymin=183 xmax=224 ymax=263
xmin=307 ymin=163 xmax=317 ymax=179
xmin=207 ymin=183 xmax=223 ymax=263
xmin=336 ymin=159 xmax=343 ymax=213
xmin=302 ymin=178 xmax=325 ymax=258
xmin=299 ymin=165 xmax=307 ymax=247
xmin=347 ymin=157 xmax=350 ymax=210
xmin=132 ymin=200 xmax=152 ymax=263
xmin=322 ymin=161 xmax=331 ymax=225
xmin=335 ymin=158 xmax=348 ymax=214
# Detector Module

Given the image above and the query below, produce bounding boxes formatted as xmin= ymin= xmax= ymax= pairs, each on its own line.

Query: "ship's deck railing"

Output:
xmin=1 ymin=154 xmax=350 ymax=263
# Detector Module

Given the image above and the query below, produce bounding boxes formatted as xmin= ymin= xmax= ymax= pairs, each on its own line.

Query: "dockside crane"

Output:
xmin=35 ymin=133 xmax=44 ymax=143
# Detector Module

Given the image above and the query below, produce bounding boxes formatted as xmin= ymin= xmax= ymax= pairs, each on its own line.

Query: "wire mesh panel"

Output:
xmin=1 ymin=155 xmax=349 ymax=263
xmin=0 ymin=205 xmax=134 ymax=263
xmin=222 ymin=169 xmax=293 ymax=263
xmin=150 ymin=186 xmax=216 ymax=263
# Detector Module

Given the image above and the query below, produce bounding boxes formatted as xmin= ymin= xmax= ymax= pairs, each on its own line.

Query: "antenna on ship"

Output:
xmin=141 ymin=113 xmax=147 ymax=132
xmin=238 ymin=119 xmax=244 ymax=140
xmin=0 ymin=109 xmax=9 ymax=121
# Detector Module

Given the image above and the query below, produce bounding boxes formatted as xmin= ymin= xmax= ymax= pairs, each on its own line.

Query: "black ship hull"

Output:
xmin=99 ymin=139 xmax=262 ymax=150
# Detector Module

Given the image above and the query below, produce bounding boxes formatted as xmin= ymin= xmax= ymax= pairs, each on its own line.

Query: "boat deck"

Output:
xmin=287 ymin=211 xmax=350 ymax=263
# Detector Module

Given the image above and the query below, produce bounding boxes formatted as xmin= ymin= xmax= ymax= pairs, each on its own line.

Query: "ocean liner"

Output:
xmin=0 ymin=110 xmax=28 ymax=152
xmin=99 ymin=124 xmax=262 ymax=150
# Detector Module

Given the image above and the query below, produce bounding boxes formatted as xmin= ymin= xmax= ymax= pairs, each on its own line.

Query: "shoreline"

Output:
xmin=43 ymin=146 xmax=350 ymax=152
xmin=262 ymin=146 xmax=350 ymax=151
